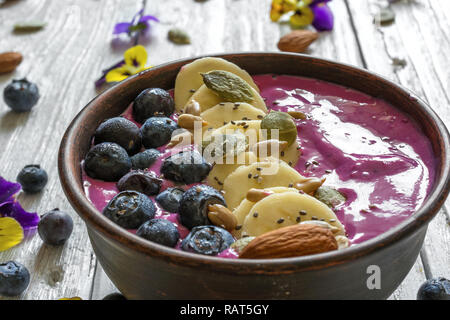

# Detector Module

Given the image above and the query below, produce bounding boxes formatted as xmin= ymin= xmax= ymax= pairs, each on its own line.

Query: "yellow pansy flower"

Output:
xmin=270 ymin=0 xmax=298 ymax=22
xmin=0 ymin=217 xmax=24 ymax=252
xmin=289 ymin=1 xmax=315 ymax=28
xmin=105 ymin=45 xmax=152 ymax=83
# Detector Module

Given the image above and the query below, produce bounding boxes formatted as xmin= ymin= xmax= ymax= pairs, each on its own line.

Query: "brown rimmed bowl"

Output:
xmin=58 ymin=53 xmax=450 ymax=299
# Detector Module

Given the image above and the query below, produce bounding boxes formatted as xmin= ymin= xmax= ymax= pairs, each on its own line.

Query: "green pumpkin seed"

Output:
xmin=201 ymin=70 xmax=254 ymax=103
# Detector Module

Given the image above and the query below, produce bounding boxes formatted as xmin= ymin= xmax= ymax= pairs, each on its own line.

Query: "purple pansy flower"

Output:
xmin=310 ymin=0 xmax=334 ymax=31
xmin=0 ymin=177 xmax=39 ymax=230
xmin=113 ymin=9 xmax=159 ymax=36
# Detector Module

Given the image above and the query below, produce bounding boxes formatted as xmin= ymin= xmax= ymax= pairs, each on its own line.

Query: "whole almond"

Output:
xmin=277 ymin=30 xmax=319 ymax=53
xmin=239 ymin=223 xmax=337 ymax=259
xmin=177 ymin=113 xmax=208 ymax=130
xmin=0 ymin=52 xmax=23 ymax=74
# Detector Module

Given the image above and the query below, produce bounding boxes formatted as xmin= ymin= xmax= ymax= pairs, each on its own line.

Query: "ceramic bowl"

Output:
xmin=59 ymin=53 xmax=450 ymax=299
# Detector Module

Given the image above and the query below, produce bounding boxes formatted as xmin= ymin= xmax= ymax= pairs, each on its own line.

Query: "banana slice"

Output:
xmin=206 ymin=152 xmax=258 ymax=190
xmin=185 ymin=85 xmax=267 ymax=113
xmin=174 ymin=57 xmax=259 ymax=110
xmin=222 ymin=159 xmax=305 ymax=210
xmin=241 ymin=192 xmax=345 ymax=237
xmin=233 ymin=186 xmax=298 ymax=229
xmin=207 ymin=120 xmax=300 ymax=166
xmin=201 ymin=102 xmax=266 ymax=129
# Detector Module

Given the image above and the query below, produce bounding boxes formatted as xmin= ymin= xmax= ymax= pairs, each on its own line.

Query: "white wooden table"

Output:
xmin=0 ymin=0 xmax=448 ymax=300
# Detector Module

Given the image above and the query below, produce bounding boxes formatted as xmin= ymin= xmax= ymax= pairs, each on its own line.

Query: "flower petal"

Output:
xmin=0 ymin=201 xmax=39 ymax=230
xmin=0 ymin=177 xmax=21 ymax=204
xmin=289 ymin=6 xmax=315 ymax=28
xmin=0 ymin=217 xmax=24 ymax=252
xmin=311 ymin=3 xmax=334 ymax=31
xmin=124 ymin=45 xmax=148 ymax=69
xmin=105 ymin=66 xmax=136 ymax=83
xmin=139 ymin=15 xmax=159 ymax=23
xmin=113 ymin=22 xmax=132 ymax=35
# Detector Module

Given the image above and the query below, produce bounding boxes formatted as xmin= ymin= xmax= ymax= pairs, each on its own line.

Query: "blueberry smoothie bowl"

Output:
xmin=59 ymin=53 xmax=450 ymax=299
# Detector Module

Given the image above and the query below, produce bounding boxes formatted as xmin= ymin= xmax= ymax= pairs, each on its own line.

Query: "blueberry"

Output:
xmin=136 ymin=219 xmax=180 ymax=248
xmin=103 ymin=292 xmax=127 ymax=300
xmin=16 ymin=164 xmax=48 ymax=193
xmin=155 ymin=187 xmax=185 ymax=213
xmin=181 ymin=225 xmax=234 ymax=256
xmin=133 ymin=88 xmax=175 ymax=123
xmin=178 ymin=185 xmax=226 ymax=229
xmin=0 ymin=261 xmax=30 ymax=297
xmin=102 ymin=191 xmax=156 ymax=229
xmin=94 ymin=117 xmax=142 ymax=155
xmin=161 ymin=150 xmax=211 ymax=185
xmin=38 ymin=208 xmax=74 ymax=246
xmin=117 ymin=170 xmax=162 ymax=196
xmin=417 ymin=277 xmax=450 ymax=300
xmin=131 ymin=149 xmax=160 ymax=170
xmin=140 ymin=117 xmax=178 ymax=148
xmin=84 ymin=142 xmax=131 ymax=182
xmin=3 ymin=78 xmax=40 ymax=112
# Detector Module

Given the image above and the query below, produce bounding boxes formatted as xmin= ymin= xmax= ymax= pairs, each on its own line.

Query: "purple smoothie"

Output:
xmin=82 ymin=74 xmax=436 ymax=255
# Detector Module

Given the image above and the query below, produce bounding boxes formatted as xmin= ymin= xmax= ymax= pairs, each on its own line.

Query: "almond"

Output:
xmin=207 ymin=204 xmax=237 ymax=232
xmin=0 ymin=52 xmax=23 ymax=74
xmin=246 ymin=188 xmax=274 ymax=202
xmin=177 ymin=113 xmax=208 ymax=130
xmin=239 ymin=223 xmax=337 ymax=259
xmin=277 ymin=30 xmax=319 ymax=53
xmin=294 ymin=177 xmax=325 ymax=194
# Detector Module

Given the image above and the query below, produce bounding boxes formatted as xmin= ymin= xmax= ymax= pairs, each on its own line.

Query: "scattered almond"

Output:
xmin=0 ymin=52 xmax=23 ymax=74
xmin=183 ymin=99 xmax=201 ymax=116
xmin=277 ymin=30 xmax=319 ymax=53
xmin=251 ymin=139 xmax=288 ymax=157
xmin=177 ymin=114 xmax=208 ymax=130
xmin=207 ymin=204 xmax=237 ymax=232
xmin=294 ymin=177 xmax=325 ymax=194
xmin=239 ymin=223 xmax=338 ymax=259
xmin=246 ymin=188 xmax=274 ymax=203
xmin=167 ymin=130 xmax=194 ymax=148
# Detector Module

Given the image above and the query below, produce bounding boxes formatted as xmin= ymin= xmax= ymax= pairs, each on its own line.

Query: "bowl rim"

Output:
xmin=58 ymin=52 xmax=450 ymax=272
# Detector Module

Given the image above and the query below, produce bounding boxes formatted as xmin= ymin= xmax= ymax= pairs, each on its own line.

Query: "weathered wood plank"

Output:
xmin=0 ymin=0 xmax=142 ymax=300
xmin=347 ymin=0 xmax=450 ymax=300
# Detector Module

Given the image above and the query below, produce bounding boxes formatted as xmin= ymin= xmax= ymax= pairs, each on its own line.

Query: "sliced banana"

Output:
xmin=174 ymin=57 xmax=259 ymax=110
xmin=206 ymin=120 xmax=300 ymax=166
xmin=222 ymin=159 xmax=305 ymax=210
xmin=185 ymin=85 xmax=267 ymax=114
xmin=241 ymin=192 xmax=345 ymax=237
xmin=206 ymin=151 xmax=258 ymax=190
xmin=200 ymin=102 xmax=266 ymax=129
xmin=233 ymin=186 xmax=299 ymax=232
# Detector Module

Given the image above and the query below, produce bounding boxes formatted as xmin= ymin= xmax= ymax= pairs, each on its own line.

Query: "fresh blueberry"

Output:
xmin=155 ymin=187 xmax=185 ymax=213
xmin=160 ymin=150 xmax=211 ymax=185
xmin=102 ymin=191 xmax=156 ymax=229
xmin=181 ymin=225 xmax=234 ymax=256
xmin=133 ymin=88 xmax=175 ymax=123
xmin=3 ymin=78 xmax=40 ymax=112
xmin=140 ymin=117 xmax=178 ymax=148
xmin=38 ymin=208 xmax=74 ymax=246
xmin=417 ymin=277 xmax=450 ymax=300
xmin=103 ymin=292 xmax=127 ymax=300
xmin=136 ymin=219 xmax=180 ymax=248
xmin=84 ymin=142 xmax=132 ymax=182
xmin=117 ymin=170 xmax=162 ymax=196
xmin=131 ymin=149 xmax=160 ymax=170
xmin=16 ymin=164 xmax=48 ymax=193
xmin=178 ymin=185 xmax=226 ymax=229
xmin=94 ymin=117 xmax=142 ymax=155
xmin=0 ymin=261 xmax=30 ymax=297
